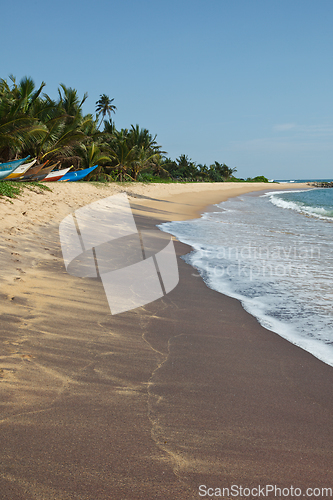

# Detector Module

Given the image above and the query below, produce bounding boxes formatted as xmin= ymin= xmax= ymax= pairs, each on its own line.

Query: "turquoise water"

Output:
xmin=160 ymin=188 xmax=333 ymax=367
xmin=272 ymin=188 xmax=333 ymax=219
xmin=274 ymin=178 xmax=333 ymax=183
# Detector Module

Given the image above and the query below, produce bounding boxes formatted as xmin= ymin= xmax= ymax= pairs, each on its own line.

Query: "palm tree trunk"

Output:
xmin=98 ymin=114 xmax=105 ymax=130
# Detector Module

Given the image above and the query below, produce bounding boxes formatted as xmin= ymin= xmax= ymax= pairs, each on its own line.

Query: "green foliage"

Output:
xmin=0 ymin=180 xmax=50 ymax=199
xmin=0 ymin=181 xmax=22 ymax=198
xmin=209 ymin=161 xmax=237 ymax=181
xmin=0 ymin=75 xmax=270 ymax=184
xmin=160 ymin=157 xmax=238 ymax=183
xmin=161 ymin=155 xmax=198 ymax=181
xmin=96 ymin=94 xmax=116 ymax=130
xmin=136 ymin=172 xmax=173 ymax=183
xmin=20 ymin=181 xmax=52 ymax=192
xmin=246 ymin=175 xmax=269 ymax=182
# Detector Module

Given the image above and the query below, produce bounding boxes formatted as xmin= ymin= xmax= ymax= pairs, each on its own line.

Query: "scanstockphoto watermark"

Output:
xmin=198 ymin=484 xmax=333 ymax=497
xmin=59 ymin=193 xmax=179 ymax=315
xmin=192 ymin=243 xmax=321 ymax=280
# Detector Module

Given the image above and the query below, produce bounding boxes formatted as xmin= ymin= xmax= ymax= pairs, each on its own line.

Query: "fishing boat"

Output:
xmin=42 ymin=166 xmax=73 ymax=182
xmin=0 ymin=156 xmax=30 ymax=171
xmin=0 ymin=167 xmax=21 ymax=181
xmin=26 ymin=162 xmax=59 ymax=182
xmin=59 ymin=165 xmax=98 ymax=182
xmin=0 ymin=159 xmax=27 ymax=172
xmin=17 ymin=161 xmax=49 ymax=181
xmin=6 ymin=159 xmax=37 ymax=180
xmin=0 ymin=156 xmax=31 ymax=180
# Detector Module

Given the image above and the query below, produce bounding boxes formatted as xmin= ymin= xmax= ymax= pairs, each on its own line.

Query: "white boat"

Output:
xmin=42 ymin=167 xmax=73 ymax=182
xmin=6 ymin=159 xmax=37 ymax=179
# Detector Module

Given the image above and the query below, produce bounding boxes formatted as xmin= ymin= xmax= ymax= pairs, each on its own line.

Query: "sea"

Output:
xmin=159 ymin=181 xmax=333 ymax=368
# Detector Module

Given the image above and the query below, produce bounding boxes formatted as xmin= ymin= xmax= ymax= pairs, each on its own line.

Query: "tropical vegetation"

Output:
xmin=0 ymin=76 xmax=268 ymax=183
xmin=0 ymin=180 xmax=50 ymax=199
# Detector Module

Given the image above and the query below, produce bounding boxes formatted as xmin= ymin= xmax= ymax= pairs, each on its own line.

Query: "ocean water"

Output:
xmin=159 ymin=188 xmax=333 ymax=367
xmin=274 ymin=178 xmax=333 ymax=183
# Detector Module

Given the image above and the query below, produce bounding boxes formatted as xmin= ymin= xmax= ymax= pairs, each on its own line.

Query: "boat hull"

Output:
xmin=22 ymin=163 xmax=59 ymax=182
xmin=17 ymin=162 xmax=48 ymax=181
xmin=59 ymin=165 xmax=98 ymax=182
xmin=0 ymin=156 xmax=30 ymax=172
xmin=0 ymin=157 xmax=32 ymax=180
xmin=6 ymin=159 xmax=37 ymax=179
xmin=0 ymin=169 xmax=16 ymax=180
xmin=43 ymin=167 xmax=73 ymax=182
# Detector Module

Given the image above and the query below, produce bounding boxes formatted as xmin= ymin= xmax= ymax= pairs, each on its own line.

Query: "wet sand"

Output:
xmin=0 ymin=181 xmax=332 ymax=499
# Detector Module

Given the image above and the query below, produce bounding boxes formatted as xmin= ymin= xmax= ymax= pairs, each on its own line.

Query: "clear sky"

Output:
xmin=2 ymin=0 xmax=333 ymax=179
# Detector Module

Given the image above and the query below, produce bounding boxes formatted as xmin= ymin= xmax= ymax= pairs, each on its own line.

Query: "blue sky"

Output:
xmin=2 ymin=0 xmax=333 ymax=179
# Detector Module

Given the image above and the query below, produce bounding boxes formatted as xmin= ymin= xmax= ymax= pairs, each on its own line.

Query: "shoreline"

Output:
xmin=158 ymin=185 xmax=333 ymax=370
xmin=0 ymin=181 xmax=312 ymax=234
xmin=1 ymin=181 xmax=332 ymax=499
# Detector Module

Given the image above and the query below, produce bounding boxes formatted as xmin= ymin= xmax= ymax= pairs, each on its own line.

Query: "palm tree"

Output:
xmin=128 ymin=125 xmax=164 ymax=154
xmin=107 ymin=129 xmax=138 ymax=181
xmin=0 ymin=76 xmax=47 ymax=161
xmin=176 ymin=154 xmax=198 ymax=180
xmin=210 ymin=161 xmax=237 ymax=180
xmin=132 ymin=147 xmax=161 ymax=181
xmin=95 ymin=94 xmax=116 ymax=130
xmin=197 ymin=164 xmax=210 ymax=181
xmin=78 ymin=142 xmax=112 ymax=170
xmin=57 ymin=84 xmax=88 ymax=127
xmin=125 ymin=125 xmax=164 ymax=179
xmin=27 ymin=83 xmax=95 ymax=165
xmin=8 ymin=75 xmax=46 ymax=114
xmin=0 ymin=111 xmax=45 ymax=161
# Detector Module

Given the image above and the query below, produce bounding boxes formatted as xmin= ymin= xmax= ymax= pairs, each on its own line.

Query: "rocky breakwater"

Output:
xmin=308 ymin=181 xmax=333 ymax=188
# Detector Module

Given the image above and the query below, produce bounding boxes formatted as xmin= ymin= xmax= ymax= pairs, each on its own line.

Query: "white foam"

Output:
xmin=268 ymin=193 xmax=333 ymax=220
xmin=186 ymin=249 xmax=333 ymax=367
xmin=159 ymin=191 xmax=333 ymax=368
xmin=261 ymin=189 xmax=310 ymax=196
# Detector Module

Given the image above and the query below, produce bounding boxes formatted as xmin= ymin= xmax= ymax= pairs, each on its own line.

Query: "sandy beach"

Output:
xmin=1 ymin=181 xmax=332 ymax=500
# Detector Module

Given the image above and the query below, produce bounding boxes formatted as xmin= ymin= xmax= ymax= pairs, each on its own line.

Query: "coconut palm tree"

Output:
xmin=131 ymin=147 xmax=161 ymax=181
xmin=0 ymin=77 xmax=47 ymax=161
xmin=27 ymin=84 xmax=92 ymax=165
xmin=58 ymin=84 xmax=88 ymax=122
xmin=209 ymin=161 xmax=237 ymax=181
xmin=0 ymin=111 xmax=45 ymax=161
xmin=107 ymin=129 xmax=138 ymax=181
xmin=96 ymin=94 xmax=116 ymax=130
xmin=78 ymin=142 xmax=112 ymax=170
xmin=102 ymin=118 xmax=115 ymax=135
xmin=176 ymin=154 xmax=198 ymax=180
xmin=127 ymin=125 xmax=164 ymax=154
xmin=197 ymin=164 xmax=210 ymax=181
xmin=8 ymin=75 xmax=46 ymax=114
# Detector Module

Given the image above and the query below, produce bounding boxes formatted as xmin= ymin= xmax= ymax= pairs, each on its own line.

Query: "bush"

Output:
xmin=137 ymin=172 xmax=173 ymax=183
xmin=246 ymin=175 xmax=269 ymax=182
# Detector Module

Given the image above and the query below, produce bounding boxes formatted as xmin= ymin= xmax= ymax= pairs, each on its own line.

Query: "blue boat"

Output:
xmin=59 ymin=165 xmax=98 ymax=182
xmin=0 ymin=156 xmax=31 ymax=180
xmin=0 ymin=156 xmax=30 ymax=172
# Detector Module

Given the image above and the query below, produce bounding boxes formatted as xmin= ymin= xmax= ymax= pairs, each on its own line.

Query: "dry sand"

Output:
xmin=0 ymin=181 xmax=332 ymax=500
xmin=0 ymin=180 xmax=312 ymax=232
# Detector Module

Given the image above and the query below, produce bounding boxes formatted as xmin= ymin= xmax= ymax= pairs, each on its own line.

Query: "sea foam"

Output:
xmin=159 ymin=189 xmax=333 ymax=368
